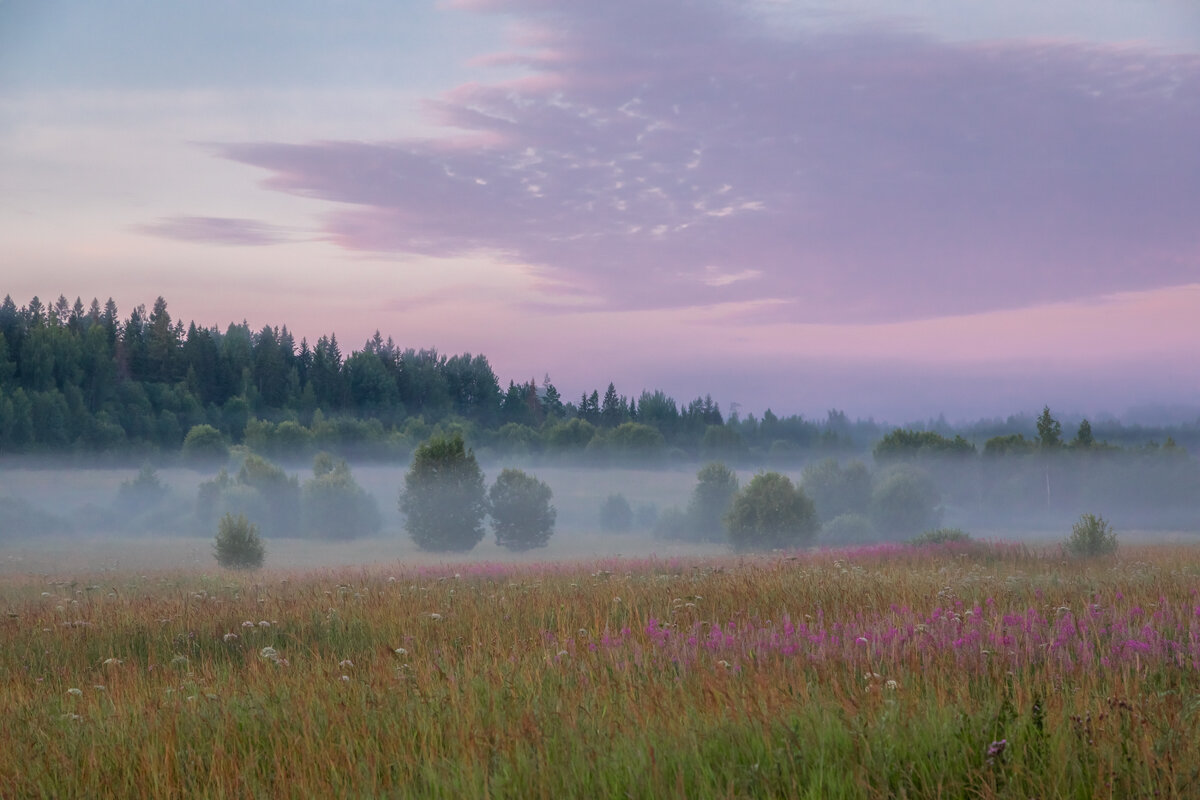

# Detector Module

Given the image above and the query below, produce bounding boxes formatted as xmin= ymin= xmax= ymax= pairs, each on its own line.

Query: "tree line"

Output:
xmin=0 ymin=294 xmax=871 ymax=459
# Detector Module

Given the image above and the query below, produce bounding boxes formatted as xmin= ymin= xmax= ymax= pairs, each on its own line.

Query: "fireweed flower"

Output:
xmin=987 ymin=740 xmax=1007 ymax=762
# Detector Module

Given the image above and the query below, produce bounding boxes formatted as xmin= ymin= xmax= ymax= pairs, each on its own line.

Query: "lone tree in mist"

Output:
xmin=400 ymin=433 xmax=487 ymax=552
xmin=213 ymin=513 xmax=265 ymax=570
xmin=725 ymin=472 xmax=819 ymax=551
xmin=688 ymin=462 xmax=740 ymax=542
xmin=488 ymin=468 xmax=556 ymax=551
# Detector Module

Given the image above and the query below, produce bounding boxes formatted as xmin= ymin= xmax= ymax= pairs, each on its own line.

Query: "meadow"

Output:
xmin=2 ymin=542 xmax=1199 ymax=798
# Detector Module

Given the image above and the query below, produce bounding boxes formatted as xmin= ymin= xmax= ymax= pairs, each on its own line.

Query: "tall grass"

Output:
xmin=2 ymin=543 xmax=1198 ymax=798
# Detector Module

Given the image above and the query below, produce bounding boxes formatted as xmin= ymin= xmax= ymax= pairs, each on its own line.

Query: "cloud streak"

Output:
xmin=135 ymin=216 xmax=299 ymax=246
xmin=219 ymin=0 xmax=1200 ymax=322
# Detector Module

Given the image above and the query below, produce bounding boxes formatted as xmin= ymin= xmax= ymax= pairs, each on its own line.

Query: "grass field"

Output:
xmin=3 ymin=542 xmax=1199 ymax=798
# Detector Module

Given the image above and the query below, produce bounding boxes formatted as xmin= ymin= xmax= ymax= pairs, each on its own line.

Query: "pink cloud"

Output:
xmin=220 ymin=0 xmax=1200 ymax=323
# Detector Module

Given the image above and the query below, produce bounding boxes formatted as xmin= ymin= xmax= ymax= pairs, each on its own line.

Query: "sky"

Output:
xmin=2 ymin=0 xmax=1198 ymax=422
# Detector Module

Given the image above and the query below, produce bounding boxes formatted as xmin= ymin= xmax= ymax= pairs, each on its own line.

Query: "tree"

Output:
xmin=869 ymin=465 xmax=942 ymax=539
xmin=1036 ymin=406 xmax=1062 ymax=449
xmin=214 ymin=512 xmax=265 ymax=569
xmin=688 ymin=462 xmax=739 ymax=542
xmin=182 ymin=424 xmax=229 ymax=463
xmin=1073 ymin=419 xmax=1095 ymax=449
xmin=725 ymin=472 xmax=819 ymax=551
xmin=488 ymin=468 xmax=556 ymax=551
xmin=801 ymin=459 xmax=871 ymax=521
xmin=399 ymin=433 xmax=486 ymax=552
xmin=598 ymin=494 xmax=634 ymax=532
xmin=301 ymin=453 xmax=381 ymax=539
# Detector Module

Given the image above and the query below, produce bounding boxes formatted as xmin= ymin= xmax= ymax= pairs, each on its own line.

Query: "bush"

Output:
xmin=725 ymin=472 xmax=819 ymax=551
xmin=598 ymin=494 xmax=634 ymax=532
xmin=213 ymin=513 xmax=265 ymax=569
xmin=488 ymin=468 xmax=556 ymax=551
xmin=301 ymin=453 xmax=381 ymax=540
xmin=819 ymin=513 xmax=879 ymax=547
xmin=1065 ymin=513 xmax=1117 ymax=557
xmin=910 ymin=527 xmax=972 ymax=546
xmin=399 ymin=434 xmax=487 ymax=552
xmin=687 ymin=462 xmax=740 ymax=543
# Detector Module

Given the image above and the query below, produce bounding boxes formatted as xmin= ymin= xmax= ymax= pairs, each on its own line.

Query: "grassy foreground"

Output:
xmin=2 ymin=542 xmax=1199 ymax=798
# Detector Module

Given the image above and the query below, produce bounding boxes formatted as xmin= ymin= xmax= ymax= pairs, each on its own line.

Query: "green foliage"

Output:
xmin=1073 ymin=419 xmax=1095 ymax=448
xmin=116 ymin=463 xmax=169 ymax=513
xmin=1037 ymin=405 xmax=1063 ymax=449
xmin=870 ymin=465 xmax=942 ymax=539
xmin=400 ymin=434 xmax=486 ymax=552
xmin=488 ymin=468 xmax=556 ymax=551
xmin=195 ymin=454 xmax=300 ymax=536
xmin=598 ymin=493 xmax=634 ymax=532
xmin=1065 ymin=513 xmax=1118 ymax=557
xmin=818 ymin=513 xmax=879 ymax=546
xmin=910 ymin=527 xmax=972 ymax=545
xmin=300 ymin=453 xmax=381 ymax=540
xmin=725 ymin=472 xmax=819 ymax=551
xmin=181 ymin=424 xmax=228 ymax=463
xmin=801 ymin=458 xmax=871 ymax=521
xmin=686 ymin=462 xmax=740 ymax=542
xmin=873 ymin=429 xmax=976 ymax=460
xmin=983 ymin=433 xmax=1035 ymax=457
xmin=213 ymin=512 xmax=265 ymax=569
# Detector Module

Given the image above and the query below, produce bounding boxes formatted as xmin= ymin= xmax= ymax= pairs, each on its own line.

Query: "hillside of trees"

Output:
xmin=1 ymin=294 xmax=1198 ymax=473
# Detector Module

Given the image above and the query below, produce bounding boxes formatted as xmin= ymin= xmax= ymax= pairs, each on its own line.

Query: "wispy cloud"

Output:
xmin=218 ymin=0 xmax=1200 ymax=323
xmin=135 ymin=216 xmax=298 ymax=246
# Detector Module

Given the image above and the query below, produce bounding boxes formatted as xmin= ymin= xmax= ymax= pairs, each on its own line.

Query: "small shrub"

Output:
xmin=1065 ymin=513 xmax=1117 ymax=557
xmin=598 ymin=494 xmax=634 ymax=532
xmin=910 ymin=527 xmax=972 ymax=546
xmin=214 ymin=513 xmax=265 ymax=569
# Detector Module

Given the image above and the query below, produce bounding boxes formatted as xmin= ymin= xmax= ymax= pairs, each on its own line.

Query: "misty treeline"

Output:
xmin=2 ymin=294 xmax=1198 ymax=467
xmin=0 ymin=294 xmax=873 ymax=461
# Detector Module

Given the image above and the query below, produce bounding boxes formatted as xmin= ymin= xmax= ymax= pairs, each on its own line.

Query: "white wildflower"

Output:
xmin=885 ymin=680 xmax=899 ymax=690
xmin=258 ymin=620 xmax=270 ymax=628
xmin=394 ymin=647 xmax=408 ymax=656
xmin=338 ymin=659 xmax=354 ymax=669
xmin=340 ymin=675 xmax=351 ymax=682
xmin=67 ymin=687 xmax=83 ymax=696
xmin=242 ymin=621 xmax=256 ymax=629
xmin=102 ymin=657 xmax=123 ymax=666
xmin=223 ymin=633 xmax=239 ymax=642
xmin=428 ymin=613 xmax=442 ymax=620
xmin=260 ymin=646 xmax=278 ymax=659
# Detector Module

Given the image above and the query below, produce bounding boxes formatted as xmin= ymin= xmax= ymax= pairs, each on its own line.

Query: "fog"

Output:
xmin=2 ymin=445 xmax=1197 ymax=577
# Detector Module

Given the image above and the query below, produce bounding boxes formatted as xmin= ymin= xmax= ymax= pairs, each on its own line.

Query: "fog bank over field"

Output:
xmin=2 ymin=443 xmax=1198 ymax=575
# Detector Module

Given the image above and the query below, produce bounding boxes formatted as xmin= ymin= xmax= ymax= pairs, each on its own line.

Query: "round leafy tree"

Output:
xmin=688 ymin=461 xmax=740 ymax=542
xmin=400 ymin=433 xmax=487 ymax=552
xmin=725 ymin=472 xmax=819 ymax=551
xmin=488 ymin=468 xmax=556 ymax=551
xmin=214 ymin=512 xmax=265 ymax=569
